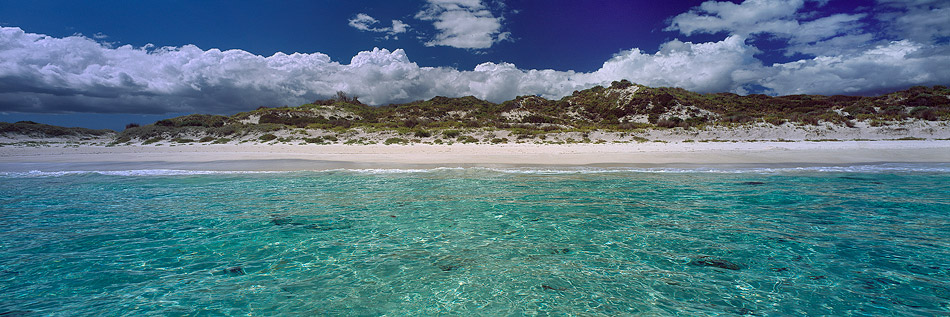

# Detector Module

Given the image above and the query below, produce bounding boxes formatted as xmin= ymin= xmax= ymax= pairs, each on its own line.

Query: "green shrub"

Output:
xmin=12 ymin=121 xmax=107 ymax=136
xmin=910 ymin=106 xmax=939 ymax=121
xmin=259 ymin=134 xmax=278 ymax=141
xmin=172 ymin=138 xmax=195 ymax=143
xmin=443 ymin=130 xmax=461 ymax=138
xmin=199 ymin=136 xmax=216 ymax=142
xmin=210 ymin=125 xmax=238 ymax=136
xmin=212 ymin=138 xmax=231 ymax=144
xmin=242 ymin=123 xmax=285 ymax=134
xmin=142 ymin=137 xmax=163 ymax=145
xmin=413 ymin=130 xmax=431 ymax=138
xmin=117 ymin=125 xmax=175 ymax=140
xmin=610 ymin=79 xmax=633 ymax=89
xmin=457 ymin=135 xmax=478 ymax=143
xmin=384 ymin=137 xmax=408 ymax=145
xmin=764 ymin=116 xmax=785 ymax=126
xmin=154 ymin=114 xmax=228 ymax=128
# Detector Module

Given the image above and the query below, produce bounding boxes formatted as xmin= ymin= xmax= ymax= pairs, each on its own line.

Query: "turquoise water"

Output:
xmin=1 ymin=165 xmax=949 ymax=315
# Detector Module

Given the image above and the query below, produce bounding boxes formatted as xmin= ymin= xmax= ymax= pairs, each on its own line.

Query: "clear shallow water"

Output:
xmin=1 ymin=165 xmax=949 ymax=315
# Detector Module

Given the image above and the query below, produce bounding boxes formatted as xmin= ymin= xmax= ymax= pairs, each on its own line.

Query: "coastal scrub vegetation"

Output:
xmin=107 ymin=83 xmax=950 ymax=143
xmin=0 ymin=121 xmax=113 ymax=138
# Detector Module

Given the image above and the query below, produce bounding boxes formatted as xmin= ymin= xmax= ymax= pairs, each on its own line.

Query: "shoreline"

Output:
xmin=2 ymin=140 xmax=949 ymax=172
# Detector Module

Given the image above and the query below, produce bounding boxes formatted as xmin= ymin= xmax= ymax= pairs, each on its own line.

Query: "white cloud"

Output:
xmin=667 ymin=0 xmax=804 ymax=36
xmin=348 ymin=13 xmax=408 ymax=38
xmin=654 ymin=0 xmax=950 ymax=95
xmin=785 ymin=33 xmax=876 ymax=57
xmin=348 ymin=13 xmax=380 ymax=32
xmin=667 ymin=0 xmax=871 ymax=57
xmin=876 ymin=0 xmax=950 ymax=44
xmin=415 ymin=0 xmax=508 ymax=49
xmin=592 ymin=36 xmax=766 ymax=94
xmin=761 ymin=40 xmax=950 ymax=95
xmin=1 ymin=23 xmax=949 ymax=115
xmin=391 ymin=20 xmax=409 ymax=34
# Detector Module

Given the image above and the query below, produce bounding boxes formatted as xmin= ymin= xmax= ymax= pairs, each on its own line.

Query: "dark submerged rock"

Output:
xmin=304 ymin=222 xmax=354 ymax=231
xmin=271 ymin=216 xmax=304 ymax=226
xmin=541 ymin=284 xmax=567 ymax=291
xmin=860 ymin=277 xmax=899 ymax=289
xmin=688 ymin=257 xmax=742 ymax=270
xmin=740 ymin=181 xmax=766 ymax=185
xmin=735 ymin=307 xmax=756 ymax=315
xmin=549 ymin=248 xmax=571 ymax=255
xmin=271 ymin=215 xmax=354 ymax=231
xmin=438 ymin=264 xmax=459 ymax=272
xmin=434 ymin=255 xmax=469 ymax=272
xmin=224 ymin=266 xmax=246 ymax=276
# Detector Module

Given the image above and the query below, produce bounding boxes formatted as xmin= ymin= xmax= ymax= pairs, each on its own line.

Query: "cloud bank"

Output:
xmin=1 ymin=0 xmax=949 ymax=115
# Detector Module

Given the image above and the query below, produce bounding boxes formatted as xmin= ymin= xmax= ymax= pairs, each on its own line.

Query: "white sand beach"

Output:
xmin=2 ymin=140 xmax=949 ymax=171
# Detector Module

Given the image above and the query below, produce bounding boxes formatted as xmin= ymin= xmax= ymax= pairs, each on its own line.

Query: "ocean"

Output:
xmin=1 ymin=164 xmax=948 ymax=315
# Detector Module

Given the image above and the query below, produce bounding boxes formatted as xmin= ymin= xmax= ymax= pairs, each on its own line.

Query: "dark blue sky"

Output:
xmin=1 ymin=0 xmax=947 ymax=130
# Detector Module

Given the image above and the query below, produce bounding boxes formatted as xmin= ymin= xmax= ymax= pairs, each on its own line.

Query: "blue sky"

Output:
xmin=1 ymin=0 xmax=948 ymax=130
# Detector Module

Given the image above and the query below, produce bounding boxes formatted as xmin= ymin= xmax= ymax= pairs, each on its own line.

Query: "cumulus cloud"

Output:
xmin=348 ymin=13 xmax=408 ymax=38
xmin=0 ymin=27 xmax=335 ymax=113
xmin=592 ymin=36 xmax=766 ymax=94
xmin=415 ymin=0 xmax=509 ymax=49
xmin=3 ymin=0 xmax=950 ymax=117
xmin=0 ymin=26 xmax=575 ymax=114
xmin=1 ymin=26 xmax=770 ymax=114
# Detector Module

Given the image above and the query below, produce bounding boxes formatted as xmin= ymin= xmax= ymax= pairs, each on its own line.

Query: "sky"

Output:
xmin=1 ymin=0 xmax=949 ymax=130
